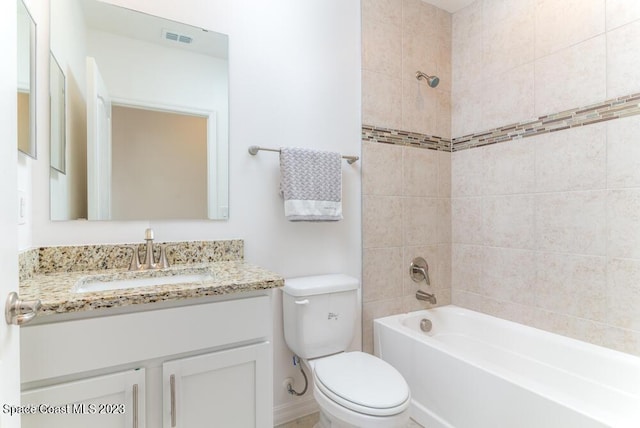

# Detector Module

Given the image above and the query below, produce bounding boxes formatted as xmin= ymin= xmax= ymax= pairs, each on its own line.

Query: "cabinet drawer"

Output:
xmin=22 ymin=295 xmax=271 ymax=383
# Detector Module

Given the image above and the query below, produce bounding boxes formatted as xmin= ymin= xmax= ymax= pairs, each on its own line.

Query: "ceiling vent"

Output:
xmin=162 ymin=29 xmax=193 ymax=45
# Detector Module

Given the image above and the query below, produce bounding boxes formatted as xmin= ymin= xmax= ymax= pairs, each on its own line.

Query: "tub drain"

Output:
xmin=420 ymin=318 xmax=432 ymax=332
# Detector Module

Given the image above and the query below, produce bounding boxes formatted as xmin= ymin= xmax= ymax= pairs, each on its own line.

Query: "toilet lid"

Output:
xmin=313 ymin=352 xmax=410 ymax=416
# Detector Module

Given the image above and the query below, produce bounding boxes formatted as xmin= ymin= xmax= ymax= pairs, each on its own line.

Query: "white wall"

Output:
xmin=17 ymin=0 xmax=361 ymax=422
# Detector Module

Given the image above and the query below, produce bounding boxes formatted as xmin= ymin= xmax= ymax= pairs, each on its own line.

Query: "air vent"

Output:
xmin=162 ymin=29 xmax=193 ymax=45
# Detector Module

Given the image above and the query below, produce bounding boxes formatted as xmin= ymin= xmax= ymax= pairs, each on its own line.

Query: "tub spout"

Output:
xmin=416 ymin=289 xmax=436 ymax=305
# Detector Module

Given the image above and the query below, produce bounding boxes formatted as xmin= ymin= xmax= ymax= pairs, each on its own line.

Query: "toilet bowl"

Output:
xmin=282 ymin=274 xmax=411 ymax=428
xmin=307 ymin=352 xmax=410 ymax=428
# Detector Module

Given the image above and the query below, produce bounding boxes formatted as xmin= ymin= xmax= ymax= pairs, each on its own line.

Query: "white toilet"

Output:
xmin=282 ymin=274 xmax=411 ymax=428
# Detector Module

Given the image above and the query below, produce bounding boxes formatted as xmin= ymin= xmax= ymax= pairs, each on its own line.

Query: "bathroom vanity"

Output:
xmin=17 ymin=240 xmax=282 ymax=428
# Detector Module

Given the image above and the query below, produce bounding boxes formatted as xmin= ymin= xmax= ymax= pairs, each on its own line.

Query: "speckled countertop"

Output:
xmin=20 ymin=261 xmax=284 ymax=317
xmin=18 ymin=240 xmax=283 ymax=318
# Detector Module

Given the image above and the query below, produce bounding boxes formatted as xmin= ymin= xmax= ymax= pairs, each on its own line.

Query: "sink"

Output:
xmin=73 ymin=272 xmax=215 ymax=293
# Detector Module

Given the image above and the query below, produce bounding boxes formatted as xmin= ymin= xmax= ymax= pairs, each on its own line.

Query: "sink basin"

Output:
xmin=73 ymin=272 xmax=215 ymax=293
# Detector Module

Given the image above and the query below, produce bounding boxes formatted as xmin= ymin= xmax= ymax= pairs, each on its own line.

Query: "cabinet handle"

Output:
xmin=132 ymin=383 xmax=139 ymax=428
xmin=294 ymin=299 xmax=309 ymax=305
xmin=170 ymin=374 xmax=176 ymax=427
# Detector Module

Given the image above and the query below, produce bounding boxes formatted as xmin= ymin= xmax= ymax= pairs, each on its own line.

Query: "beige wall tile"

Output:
xmin=606 ymin=20 xmax=640 ymax=99
xmin=363 ymin=195 xmax=403 ymax=248
xmin=435 ymin=89 xmax=451 ymax=139
xmin=362 ymin=70 xmax=402 ymax=129
xmin=534 ymin=123 xmax=607 ymax=192
xmin=481 ymin=247 xmax=536 ymax=305
xmin=534 ymin=0 xmax=605 ymax=58
xmin=482 ymin=10 xmax=534 ymax=77
xmin=536 ymin=191 xmax=607 ymax=255
xmin=451 ymin=85 xmax=483 ymax=137
xmin=402 ymin=146 xmax=438 ymax=197
xmin=483 ymin=0 xmax=534 ymax=27
xmin=534 ymin=35 xmax=607 ymax=117
xmin=606 ymin=0 xmax=640 ymax=30
xmin=536 ymin=253 xmax=608 ymax=322
xmin=362 ymin=142 xmax=403 ymax=196
xmin=451 ymin=148 xmax=484 ymax=197
xmin=483 ymin=195 xmax=535 ymax=249
xmin=483 ymin=63 xmax=535 ymax=130
xmin=437 ymin=151 xmax=451 ymax=197
xmin=363 ymin=247 xmax=403 ymax=303
xmin=607 ymin=258 xmax=640 ymax=331
xmin=403 ymin=197 xmax=439 ymax=246
xmin=401 ymin=79 xmax=437 ymax=135
xmin=362 ymin=14 xmax=402 ymax=77
xmin=451 ymin=244 xmax=484 ymax=294
xmin=451 ymin=197 xmax=483 ymax=244
xmin=608 ymin=189 xmax=640 ymax=259
xmin=362 ymin=0 xmax=402 ymax=27
xmin=437 ymin=198 xmax=452 ymax=244
xmin=483 ymin=139 xmax=535 ymax=196
xmin=607 ymin=115 xmax=640 ymax=188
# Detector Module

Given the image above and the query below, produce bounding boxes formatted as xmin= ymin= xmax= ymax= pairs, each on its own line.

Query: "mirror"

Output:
xmin=50 ymin=53 xmax=66 ymax=173
xmin=49 ymin=0 xmax=229 ymax=221
xmin=17 ymin=0 xmax=37 ymax=158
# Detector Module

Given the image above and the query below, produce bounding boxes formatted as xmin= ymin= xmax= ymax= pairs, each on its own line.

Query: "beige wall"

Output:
xmin=111 ymin=106 xmax=208 ymax=220
xmin=361 ymin=0 xmax=452 ymax=353
xmin=451 ymin=0 xmax=640 ymax=355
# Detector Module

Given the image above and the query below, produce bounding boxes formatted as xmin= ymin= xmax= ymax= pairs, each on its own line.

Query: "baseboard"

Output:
xmin=273 ymin=397 xmax=319 ymax=426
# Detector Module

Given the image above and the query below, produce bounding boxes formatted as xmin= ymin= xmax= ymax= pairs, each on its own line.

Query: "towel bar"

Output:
xmin=248 ymin=145 xmax=359 ymax=164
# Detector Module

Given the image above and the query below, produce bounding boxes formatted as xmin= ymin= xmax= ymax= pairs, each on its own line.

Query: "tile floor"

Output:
xmin=274 ymin=412 xmax=424 ymax=428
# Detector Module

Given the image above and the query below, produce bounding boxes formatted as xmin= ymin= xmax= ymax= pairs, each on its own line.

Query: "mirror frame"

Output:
xmin=17 ymin=0 xmax=37 ymax=159
xmin=49 ymin=52 xmax=66 ymax=174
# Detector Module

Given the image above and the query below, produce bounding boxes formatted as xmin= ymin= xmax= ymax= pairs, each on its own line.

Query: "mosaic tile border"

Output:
xmin=452 ymin=92 xmax=640 ymax=151
xmin=362 ymin=125 xmax=451 ymax=152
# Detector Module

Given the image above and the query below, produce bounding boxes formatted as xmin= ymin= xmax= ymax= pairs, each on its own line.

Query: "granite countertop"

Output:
xmin=19 ymin=261 xmax=284 ymax=317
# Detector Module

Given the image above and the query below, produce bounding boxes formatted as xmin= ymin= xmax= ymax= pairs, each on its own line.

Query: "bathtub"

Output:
xmin=373 ymin=305 xmax=640 ymax=428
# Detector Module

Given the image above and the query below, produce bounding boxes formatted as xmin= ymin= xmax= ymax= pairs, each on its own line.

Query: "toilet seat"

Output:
xmin=311 ymin=352 xmax=410 ymax=417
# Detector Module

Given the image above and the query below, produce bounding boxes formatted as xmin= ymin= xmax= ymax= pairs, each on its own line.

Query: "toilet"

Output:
xmin=282 ymin=274 xmax=411 ymax=428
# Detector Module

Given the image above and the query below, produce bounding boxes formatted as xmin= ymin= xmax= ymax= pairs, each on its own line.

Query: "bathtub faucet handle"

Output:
xmin=410 ymin=257 xmax=430 ymax=285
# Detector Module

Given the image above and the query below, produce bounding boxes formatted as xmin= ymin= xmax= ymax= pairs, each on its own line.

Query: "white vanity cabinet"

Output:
xmin=21 ymin=368 xmax=145 ymax=428
xmin=163 ymin=342 xmax=270 ymax=427
xmin=21 ymin=295 xmax=273 ymax=428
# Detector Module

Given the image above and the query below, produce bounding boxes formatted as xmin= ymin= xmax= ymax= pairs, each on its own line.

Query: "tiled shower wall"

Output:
xmin=361 ymin=0 xmax=452 ymax=353
xmin=451 ymin=0 xmax=640 ymax=355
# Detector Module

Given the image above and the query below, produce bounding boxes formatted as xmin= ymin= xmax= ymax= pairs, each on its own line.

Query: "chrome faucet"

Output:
xmin=143 ymin=228 xmax=157 ymax=269
xmin=416 ymin=289 xmax=437 ymax=305
xmin=121 ymin=228 xmax=172 ymax=271
xmin=410 ymin=257 xmax=436 ymax=304
xmin=410 ymin=257 xmax=430 ymax=285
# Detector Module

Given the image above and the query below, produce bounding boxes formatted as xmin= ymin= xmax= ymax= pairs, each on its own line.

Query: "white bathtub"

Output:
xmin=374 ymin=305 xmax=640 ymax=428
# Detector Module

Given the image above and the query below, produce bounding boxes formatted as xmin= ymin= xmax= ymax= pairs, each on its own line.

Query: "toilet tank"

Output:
xmin=282 ymin=274 xmax=359 ymax=360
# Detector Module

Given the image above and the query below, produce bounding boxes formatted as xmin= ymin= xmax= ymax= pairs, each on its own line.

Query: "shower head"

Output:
xmin=416 ymin=71 xmax=440 ymax=88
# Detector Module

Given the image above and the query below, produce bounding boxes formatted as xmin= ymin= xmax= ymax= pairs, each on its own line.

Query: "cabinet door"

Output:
xmin=22 ymin=368 xmax=145 ymax=428
xmin=163 ymin=342 xmax=271 ymax=428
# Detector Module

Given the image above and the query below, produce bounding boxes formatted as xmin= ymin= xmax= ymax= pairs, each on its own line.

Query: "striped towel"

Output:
xmin=279 ymin=147 xmax=342 ymax=221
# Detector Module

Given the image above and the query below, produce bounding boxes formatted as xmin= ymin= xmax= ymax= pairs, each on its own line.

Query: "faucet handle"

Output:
xmin=157 ymin=244 xmax=176 ymax=269
xmin=119 ymin=245 xmax=141 ymax=271
xmin=410 ymin=257 xmax=430 ymax=285
xmin=145 ymin=228 xmax=154 ymax=240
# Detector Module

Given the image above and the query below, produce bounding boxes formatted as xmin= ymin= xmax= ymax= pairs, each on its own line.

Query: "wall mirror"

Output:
xmin=50 ymin=53 xmax=66 ymax=173
xmin=49 ymin=0 xmax=229 ymax=221
xmin=17 ymin=0 xmax=37 ymax=159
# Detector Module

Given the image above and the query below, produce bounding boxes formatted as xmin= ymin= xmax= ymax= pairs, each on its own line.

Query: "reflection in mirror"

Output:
xmin=50 ymin=53 xmax=66 ymax=173
xmin=17 ymin=0 xmax=37 ymax=158
xmin=50 ymin=0 xmax=229 ymax=221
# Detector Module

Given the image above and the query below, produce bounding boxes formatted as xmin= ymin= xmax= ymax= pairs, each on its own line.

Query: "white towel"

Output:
xmin=279 ymin=147 xmax=342 ymax=221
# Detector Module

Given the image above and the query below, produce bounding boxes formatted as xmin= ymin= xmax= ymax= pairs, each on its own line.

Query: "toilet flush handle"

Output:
xmin=294 ymin=299 xmax=309 ymax=305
